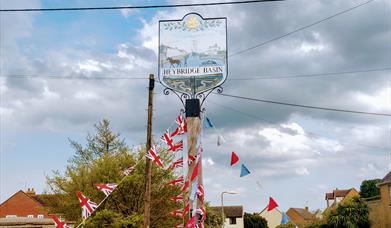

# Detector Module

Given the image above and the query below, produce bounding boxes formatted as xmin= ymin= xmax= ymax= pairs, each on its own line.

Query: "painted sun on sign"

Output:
xmin=159 ymin=13 xmax=227 ymax=96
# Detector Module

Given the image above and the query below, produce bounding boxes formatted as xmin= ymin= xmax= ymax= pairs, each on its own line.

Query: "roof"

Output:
xmin=0 ymin=190 xmax=50 ymax=218
xmin=288 ymin=208 xmax=315 ymax=220
xmin=379 ymin=170 xmax=391 ymax=186
xmin=210 ymin=206 xmax=243 ymax=218
xmin=0 ymin=217 xmax=54 ymax=225
xmin=325 ymin=188 xmax=354 ymax=200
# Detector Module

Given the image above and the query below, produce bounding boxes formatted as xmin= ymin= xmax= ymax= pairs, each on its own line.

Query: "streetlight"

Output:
xmin=221 ymin=191 xmax=239 ymax=228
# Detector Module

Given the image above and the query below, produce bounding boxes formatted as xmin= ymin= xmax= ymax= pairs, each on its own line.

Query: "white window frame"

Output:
xmin=37 ymin=214 xmax=44 ymax=219
xmin=5 ymin=215 xmax=17 ymax=218
xmin=27 ymin=215 xmax=34 ymax=218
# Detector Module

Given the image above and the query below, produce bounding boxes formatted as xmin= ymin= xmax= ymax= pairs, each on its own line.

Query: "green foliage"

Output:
xmin=204 ymin=203 xmax=223 ymax=228
xmin=360 ymin=179 xmax=381 ymax=199
xmin=326 ymin=196 xmax=370 ymax=228
xmin=277 ymin=223 xmax=296 ymax=228
xmin=45 ymin=119 xmax=181 ymax=227
xmin=244 ymin=213 xmax=268 ymax=228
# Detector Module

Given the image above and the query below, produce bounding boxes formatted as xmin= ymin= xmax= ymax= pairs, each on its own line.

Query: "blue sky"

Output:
xmin=1 ymin=0 xmax=390 ymax=214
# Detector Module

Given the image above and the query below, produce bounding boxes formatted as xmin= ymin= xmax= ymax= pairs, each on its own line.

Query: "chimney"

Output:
xmin=305 ymin=206 xmax=309 ymax=212
xmin=26 ymin=188 xmax=36 ymax=196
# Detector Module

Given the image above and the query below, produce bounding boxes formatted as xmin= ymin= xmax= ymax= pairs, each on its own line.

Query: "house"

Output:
xmin=210 ymin=205 xmax=244 ymax=228
xmin=286 ymin=207 xmax=315 ymax=226
xmin=324 ymin=187 xmax=359 ymax=208
xmin=259 ymin=206 xmax=282 ymax=228
xmin=366 ymin=170 xmax=391 ymax=228
xmin=0 ymin=188 xmax=74 ymax=227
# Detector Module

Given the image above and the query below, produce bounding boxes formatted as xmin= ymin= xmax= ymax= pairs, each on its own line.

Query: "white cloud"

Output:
xmin=354 ymin=87 xmax=391 ymax=112
xmin=77 ymin=59 xmax=102 ymax=73
xmin=295 ymin=167 xmax=310 ymax=176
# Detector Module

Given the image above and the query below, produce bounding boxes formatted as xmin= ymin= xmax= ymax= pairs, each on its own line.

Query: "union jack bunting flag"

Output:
xmin=188 ymin=154 xmax=197 ymax=166
xmin=161 ymin=129 xmax=174 ymax=146
xmin=95 ymin=183 xmax=117 ymax=196
xmin=121 ymin=166 xmax=135 ymax=176
xmin=182 ymin=202 xmax=190 ymax=218
xmin=185 ymin=215 xmax=196 ymax=228
xmin=181 ymin=180 xmax=190 ymax=193
xmin=170 ymin=194 xmax=184 ymax=203
xmin=196 ymin=184 xmax=204 ymax=200
xmin=76 ymin=192 xmax=98 ymax=219
xmin=167 ymin=157 xmax=183 ymax=170
xmin=170 ymin=209 xmax=183 ymax=217
xmin=196 ymin=207 xmax=206 ymax=222
xmin=168 ymin=176 xmax=184 ymax=186
xmin=170 ymin=140 xmax=183 ymax=152
xmin=171 ymin=114 xmax=187 ymax=137
xmin=50 ymin=214 xmax=71 ymax=228
xmin=146 ymin=146 xmax=164 ymax=167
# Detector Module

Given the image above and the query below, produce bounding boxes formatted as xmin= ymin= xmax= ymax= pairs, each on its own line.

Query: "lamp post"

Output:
xmin=220 ymin=191 xmax=238 ymax=228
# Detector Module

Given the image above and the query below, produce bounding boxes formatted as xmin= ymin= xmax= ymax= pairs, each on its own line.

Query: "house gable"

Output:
xmin=0 ymin=190 xmax=49 ymax=218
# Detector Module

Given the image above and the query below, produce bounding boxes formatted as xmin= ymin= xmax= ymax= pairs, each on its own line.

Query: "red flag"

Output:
xmin=51 ymin=214 xmax=71 ymax=228
xmin=185 ymin=215 xmax=196 ymax=228
xmin=267 ymin=196 xmax=278 ymax=211
xmin=230 ymin=152 xmax=239 ymax=166
xmin=196 ymin=184 xmax=204 ymax=201
xmin=76 ymin=192 xmax=98 ymax=219
xmin=170 ymin=194 xmax=184 ymax=203
xmin=146 ymin=146 xmax=164 ymax=167
xmin=191 ymin=160 xmax=200 ymax=181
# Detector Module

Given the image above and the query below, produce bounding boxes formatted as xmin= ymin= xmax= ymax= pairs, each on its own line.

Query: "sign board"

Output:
xmin=159 ymin=13 xmax=227 ymax=97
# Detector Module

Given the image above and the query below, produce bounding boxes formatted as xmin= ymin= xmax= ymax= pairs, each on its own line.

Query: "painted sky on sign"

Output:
xmin=1 ymin=0 xmax=390 ymax=215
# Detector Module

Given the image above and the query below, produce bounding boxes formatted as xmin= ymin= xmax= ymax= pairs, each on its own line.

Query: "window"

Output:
xmin=5 ymin=215 xmax=17 ymax=218
xmin=27 ymin=215 xmax=34 ymax=218
xmin=37 ymin=214 xmax=44 ymax=219
xmin=229 ymin=217 xmax=237 ymax=224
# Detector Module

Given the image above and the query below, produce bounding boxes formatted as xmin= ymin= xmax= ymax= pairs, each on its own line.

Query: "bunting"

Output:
xmin=171 ymin=114 xmax=187 ymax=137
xmin=196 ymin=184 xmax=204 ymax=201
xmin=190 ymin=179 xmax=198 ymax=201
xmin=281 ymin=212 xmax=290 ymax=225
xmin=170 ymin=209 xmax=184 ymax=217
xmin=168 ymin=176 xmax=184 ymax=186
xmin=95 ymin=183 xmax=117 ymax=197
xmin=196 ymin=207 xmax=206 ymax=222
xmin=167 ymin=157 xmax=183 ymax=170
xmin=185 ymin=215 xmax=196 ymax=228
xmin=204 ymin=117 xmax=214 ymax=128
xmin=230 ymin=152 xmax=239 ymax=166
xmin=267 ymin=197 xmax=279 ymax=211
xmin=240 ymin=164 xmax=251 ymax=177
xmin=121 ymin=166 xmax=135 ymax=176
xmin=188 ymin=154 xmax=197 ymax=166
xmin=191 ymin=160 xmax=201 ymax=181
xmin=170 ymin=194 xmax=184 ymax=203
xmin=161 ymin=130 xmax=184 ymax=152
xmin=51 ymin=214 xmax=71 ymax=228
xmin=146 ymin=146 xmax=164 ymax=167
xmin=181 ymin=180 xmax=190 ymax=193
xmin=182 ymin=202 xmax=190 ymax=218
xmin=76 ymin=192 xmax=98 ymax=219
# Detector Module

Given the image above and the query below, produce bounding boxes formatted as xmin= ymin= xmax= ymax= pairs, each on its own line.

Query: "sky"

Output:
xmin=0 ymin=0 xmax=390 ymax=213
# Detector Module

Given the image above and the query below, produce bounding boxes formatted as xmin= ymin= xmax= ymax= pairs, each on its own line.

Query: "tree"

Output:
xmin=204 ymin=203 xmax=224 ymax=228
xmin=326 ymin=196 xmax=370 ymax=228
xmin=45 ymin=119 xmax=181 ymax=227
xmin=360 ymin=179 xmax=381 ymax=199
xmin=244 ymin=213 xmax=268 ymax=228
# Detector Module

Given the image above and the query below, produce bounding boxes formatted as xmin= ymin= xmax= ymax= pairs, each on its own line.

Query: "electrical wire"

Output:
xmin=228 ymin=67 xmax=391 ymax=80
xmin=215 ymin=93 xmax=391 ymax=117
xmin=229 ymin=0 xmax=376 ymax=57
xmin=207 ymin=100 xmax=391 ymax=151
xmin=0 ymin=0 xmax=283 ymax=12
xmin=0 ymin=74 xmax=148 ymax=80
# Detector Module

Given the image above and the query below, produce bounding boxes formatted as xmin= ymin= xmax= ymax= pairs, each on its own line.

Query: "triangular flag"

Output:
xmin=281 ymin=212 xmax=290 ymax=224
xmin=204 ymin=117 xmax=214 ymax=128
xmin=185 ymin=215 xmax=196 ymax=228
xmin=267 ymin=197 xmax=278 ymax=211
xmin=240 ymin=164 xmax=250 ymax=177
xmin=191 ymin=160 xmax=200 ymax=181
xmin=230 ymin=152 xmax=239 ymax=166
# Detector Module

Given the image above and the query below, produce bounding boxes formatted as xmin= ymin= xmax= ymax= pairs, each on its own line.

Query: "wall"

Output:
xmin=260 ymin=209 xmax=282 ymax=228
xmin=224 ymin=217 xmax=244 ymax=228
xmin=367 ymin=184 xmax=391 ymax=228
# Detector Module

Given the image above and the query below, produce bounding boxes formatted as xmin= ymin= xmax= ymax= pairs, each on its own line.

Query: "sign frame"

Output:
xmin=158 ymin=13 xmax=228 ymax=103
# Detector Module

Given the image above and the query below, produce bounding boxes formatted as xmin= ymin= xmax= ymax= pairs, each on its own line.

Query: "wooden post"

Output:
xmin=185 ymin=99 xmax=203 ymax=224
xmin=143 ymin=74 xmax=154 ymax=228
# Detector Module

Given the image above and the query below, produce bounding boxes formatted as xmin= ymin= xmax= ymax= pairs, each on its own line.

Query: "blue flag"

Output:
xmin=240 ymin=164 xmax=251 ymax=177
xmin=281 ymin=212 xmax=290 ymax=224
xmin=204 ymin=117 xmax=214 ymax=128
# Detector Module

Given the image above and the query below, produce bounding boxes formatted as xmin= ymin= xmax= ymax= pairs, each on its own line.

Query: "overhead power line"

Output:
xmin=2 ymin=67 xmax=389 ymax=80
xmin=0 ymin=74 xmax=148 ymax=80
xmin=216 ymin=93 xmax=391 ymax=117
xmin=0 ymin=0 xmax=283 ymax=12
xmin=228 ymin=67 xmax=391 ymax=80
xmin=207 ymin=100 xmax=391 ymax=151
xmin=229 ymin=0 xmax=376 ymax=57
